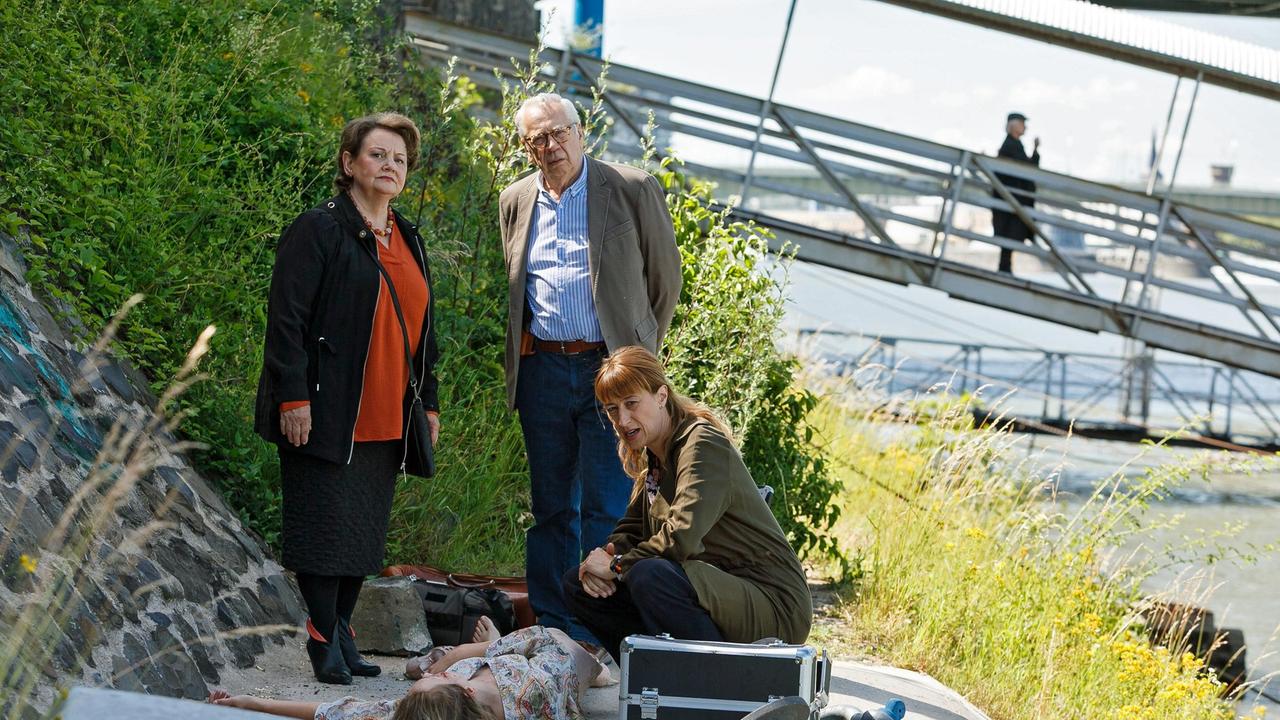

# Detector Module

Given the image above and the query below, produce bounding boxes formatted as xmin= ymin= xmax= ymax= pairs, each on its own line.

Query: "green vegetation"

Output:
xmin=0 ymin=0 xmax=839 ymax=573
xmin=5 ymin=3 xmax=1268 ymax=719
xmin=805 ymin=383 xmax=1274 ymax=719
xmin=1 ymin=0 xmax=404 ymax=547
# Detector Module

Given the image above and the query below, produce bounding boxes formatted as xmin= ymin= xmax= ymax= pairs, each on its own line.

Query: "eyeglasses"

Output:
xmin=523 ymin=124 xmax=578 ymax=149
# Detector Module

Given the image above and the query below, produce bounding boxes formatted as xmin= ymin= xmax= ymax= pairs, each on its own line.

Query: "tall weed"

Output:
xmin=807 ymin=372 xmax=1274 ymax=719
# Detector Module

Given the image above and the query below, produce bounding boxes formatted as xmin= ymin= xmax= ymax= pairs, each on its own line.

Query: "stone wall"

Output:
xmin=0 ymin=232 xmax=303 ymax=716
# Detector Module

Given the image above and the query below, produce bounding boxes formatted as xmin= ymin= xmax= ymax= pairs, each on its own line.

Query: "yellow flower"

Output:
xmin=18 ymin=553 xmax=37 ymax=573
xmin=330 ymin=114 xmax=344 ymax=128
xmin=1081 ymin=612 xmax=1102 ymax=634
xmin=221 ymin=51 xmax=234 ymax=61
xmin=299 ymin=62 xmax=315 ymax=73
xmin=297 ymin=89 xmax=311 ymax=104
xmin=964 ymin=526 xmax=988 ymax=540
xmin=337 ymin=46 xmax=350 ymax=58
xmin=1179 ymin=651 xmax=1202 ymax=673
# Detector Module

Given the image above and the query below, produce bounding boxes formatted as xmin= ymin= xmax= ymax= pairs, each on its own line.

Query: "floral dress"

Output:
xmin=315 ymin=626 xmax=583 ymax=720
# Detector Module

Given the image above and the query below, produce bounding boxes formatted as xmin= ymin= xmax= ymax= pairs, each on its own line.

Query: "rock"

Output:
xmin=1140 ymin=600 xmax=1215 ymax=653
xmin=0 ymin=234 xmax=28 ymax=281
xmin=112 ymin=632 xmax=157 ymax=693
xmin=1208 ymin=626 xmax=1246 ymax=690
xmin=66 ymin=348 xmax=109 ymax=400
xmin=16 ymin=400 xmax=51 ymax=445
xmin=349 ymin=577 xmax=434 ymax=656
xmin=0 ymin=420 xmax=38 ymax=480
xmin=149 ymin=536 xmax=221 ymax=603
xmin=0 ymin=340 xmax=41 ymax=396
xmin=99 ymin=358 xmax=137 ymax=404
xmin=171 ymin=614 xmax=221 ymax=684
xmin=214 ymin=594 xmax=265 ymax=668
xmin=80 ymin=577 xmax=125 ymax=633
xmin=149 ymin=623 xmax=209 ymax=699
xmin=0 ymin=483 xmax=54 ymax=548
xmin=256 ymin=574 xmax=305 ymax=629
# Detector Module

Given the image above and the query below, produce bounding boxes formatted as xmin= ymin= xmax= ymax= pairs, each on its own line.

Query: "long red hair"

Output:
xmin=594 ymin=347 xmax=733 ymax=481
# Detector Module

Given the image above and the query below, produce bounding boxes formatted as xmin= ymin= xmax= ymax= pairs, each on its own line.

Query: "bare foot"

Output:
xmin=589 ymin=661 xmax=617 ymax=687
xmin=472 ymin=616 xmax=501 ymax=643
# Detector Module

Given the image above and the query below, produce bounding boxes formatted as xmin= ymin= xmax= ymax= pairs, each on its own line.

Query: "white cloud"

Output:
xmin=933 ymin=85 xmax=998 ymax=109
xmin=794 ymin=65 xmax=914 ymax=104
xmin=1008 ymin=76 xmax=1141 ymax=110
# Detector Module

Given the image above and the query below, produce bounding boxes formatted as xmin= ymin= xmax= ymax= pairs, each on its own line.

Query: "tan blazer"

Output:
xmin=498 ymin=157 xmax=682 ymax=409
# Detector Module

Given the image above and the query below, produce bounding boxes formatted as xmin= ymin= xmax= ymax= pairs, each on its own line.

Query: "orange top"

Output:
xmin=280 ymin=222 xmax=429 ymax=442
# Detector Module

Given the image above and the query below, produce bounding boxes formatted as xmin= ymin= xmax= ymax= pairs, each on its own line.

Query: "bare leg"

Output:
xmin=546 ymin=628 xmax=606 ymax=694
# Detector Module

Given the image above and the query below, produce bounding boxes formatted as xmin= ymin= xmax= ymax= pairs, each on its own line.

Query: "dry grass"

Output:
xmin=803 ymin=364 xmax=1275 ymax=720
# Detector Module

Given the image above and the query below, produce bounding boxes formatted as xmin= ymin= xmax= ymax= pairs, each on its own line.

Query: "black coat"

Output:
xmin=992 ymin=134 xmax=1041 ymax=241
xmin=254 ymin=192 xmax=439 ymax=467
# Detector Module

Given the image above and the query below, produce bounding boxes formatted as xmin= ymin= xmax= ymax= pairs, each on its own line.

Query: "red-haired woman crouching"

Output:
xmin=563 ymin=347 xmax=813 ymax=665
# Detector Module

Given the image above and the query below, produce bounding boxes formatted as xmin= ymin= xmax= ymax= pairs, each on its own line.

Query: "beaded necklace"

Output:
xmin=349 ymin=193 xmax=394 ymax=240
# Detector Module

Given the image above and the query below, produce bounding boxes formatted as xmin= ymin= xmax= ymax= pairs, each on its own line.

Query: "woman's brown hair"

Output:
xmin=594 ymin=346 xmax=734 ymax=481
xmin=392 ymin=684 xmax=499 ymax=720
xmin=333 ymin=112 xmax=421 ymax=192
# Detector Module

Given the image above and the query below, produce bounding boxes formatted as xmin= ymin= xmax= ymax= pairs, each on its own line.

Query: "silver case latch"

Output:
xmin=640 ymin=688 xmax=660 ymax=719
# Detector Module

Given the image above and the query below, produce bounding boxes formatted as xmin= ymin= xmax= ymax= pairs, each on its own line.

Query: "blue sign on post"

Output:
xmin=574 ymin=0 xmax=604 ymax=57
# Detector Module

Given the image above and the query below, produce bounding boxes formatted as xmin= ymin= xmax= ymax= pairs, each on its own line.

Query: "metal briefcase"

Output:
xmin=618 ymin=634 xmax=831 ymax=719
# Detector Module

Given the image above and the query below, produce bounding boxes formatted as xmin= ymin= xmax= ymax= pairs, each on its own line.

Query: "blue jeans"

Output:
xmin=516 ymin=348 xmax=631 ymax=643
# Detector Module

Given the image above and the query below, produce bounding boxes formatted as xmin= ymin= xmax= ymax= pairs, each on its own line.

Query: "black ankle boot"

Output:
xmin=305 ymin=619 xmax=352 ymax=685
xmin=336 ymin=618 xmax=381 ymax=677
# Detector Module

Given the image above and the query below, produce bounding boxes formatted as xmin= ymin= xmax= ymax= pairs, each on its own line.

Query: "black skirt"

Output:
xmin=279 ymin=440 xmax=400 ymax=576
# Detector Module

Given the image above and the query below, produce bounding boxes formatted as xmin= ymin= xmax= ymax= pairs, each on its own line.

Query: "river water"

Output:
xmin=784 ymin=263 xmax=1280 ymax=710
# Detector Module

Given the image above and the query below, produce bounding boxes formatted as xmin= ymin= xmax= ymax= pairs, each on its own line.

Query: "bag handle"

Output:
xmin=364 ymin=248 xmax=420 ymax=402
xmin=322 ymin=199 xmax=422 ymax=401
xmin=447 ymin=574 xmax=497 ymax=589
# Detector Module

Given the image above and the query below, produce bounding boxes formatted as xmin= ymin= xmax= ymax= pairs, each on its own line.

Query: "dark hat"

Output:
xmin=1007 ymin=112 xmax=1028 ymax=122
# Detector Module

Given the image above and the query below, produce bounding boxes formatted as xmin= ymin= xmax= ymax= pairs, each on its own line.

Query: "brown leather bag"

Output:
xmin=382 ymin=564 xmax=535 ymax=630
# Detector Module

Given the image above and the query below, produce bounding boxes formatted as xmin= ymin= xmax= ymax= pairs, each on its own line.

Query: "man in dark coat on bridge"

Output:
xmin=992 ymin=112 xmax=1040 ymax=273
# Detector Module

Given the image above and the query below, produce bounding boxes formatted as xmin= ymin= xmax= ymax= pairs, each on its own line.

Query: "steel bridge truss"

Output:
xmin=802 ymin=330 xmax=1280 ymax=449
xmin=405 ymin=13 xmax=1280 ymax=379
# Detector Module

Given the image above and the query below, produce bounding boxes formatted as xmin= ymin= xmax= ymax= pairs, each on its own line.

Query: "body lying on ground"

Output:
xmin=208 ymin=620 xmax=600 ymax=720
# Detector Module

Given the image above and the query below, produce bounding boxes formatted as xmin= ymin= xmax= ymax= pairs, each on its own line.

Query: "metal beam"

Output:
xmin=872 ymin=0 xmax=1280 ymax=102
xmin=403 ymin=12 xmax=1280 ymax=378
xmin=751 ymin=209 xmax=1280 ymax=377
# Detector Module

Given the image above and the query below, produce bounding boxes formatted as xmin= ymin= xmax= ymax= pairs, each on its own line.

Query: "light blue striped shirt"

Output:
xmin=525 ymin=161 xmax=603 ymax=342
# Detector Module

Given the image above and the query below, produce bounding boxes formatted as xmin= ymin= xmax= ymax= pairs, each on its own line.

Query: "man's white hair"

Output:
xmin=514 ymin=93 xmax=580 ymax=137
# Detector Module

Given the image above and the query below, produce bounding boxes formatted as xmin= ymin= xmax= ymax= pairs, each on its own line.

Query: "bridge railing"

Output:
xmin=797 ymin=329 xmax=1280 ymax=448
xmin=404 ymin=13 xmax=1280 ymax=376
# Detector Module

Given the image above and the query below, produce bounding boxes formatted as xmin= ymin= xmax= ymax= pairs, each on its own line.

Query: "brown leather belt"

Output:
xmin=532 ymin=338 xmax=606 ymax=355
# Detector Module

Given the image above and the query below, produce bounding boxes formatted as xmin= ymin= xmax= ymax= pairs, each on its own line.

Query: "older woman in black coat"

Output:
xmin=254 ymin=112 xmax=439 ymax=684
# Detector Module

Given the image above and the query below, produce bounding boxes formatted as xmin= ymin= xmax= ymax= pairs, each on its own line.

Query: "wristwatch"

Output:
xmin=609 ymin=554 xmax=624 ymax=580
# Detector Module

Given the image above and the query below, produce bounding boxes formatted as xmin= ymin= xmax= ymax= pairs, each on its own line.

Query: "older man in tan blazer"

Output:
xmin=498 ymin=92 xmax=681 ymax=651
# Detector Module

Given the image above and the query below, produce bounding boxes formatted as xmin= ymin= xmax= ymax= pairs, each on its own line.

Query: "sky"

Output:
xmin=536 ymin=0 xmax=1280 ymax=190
